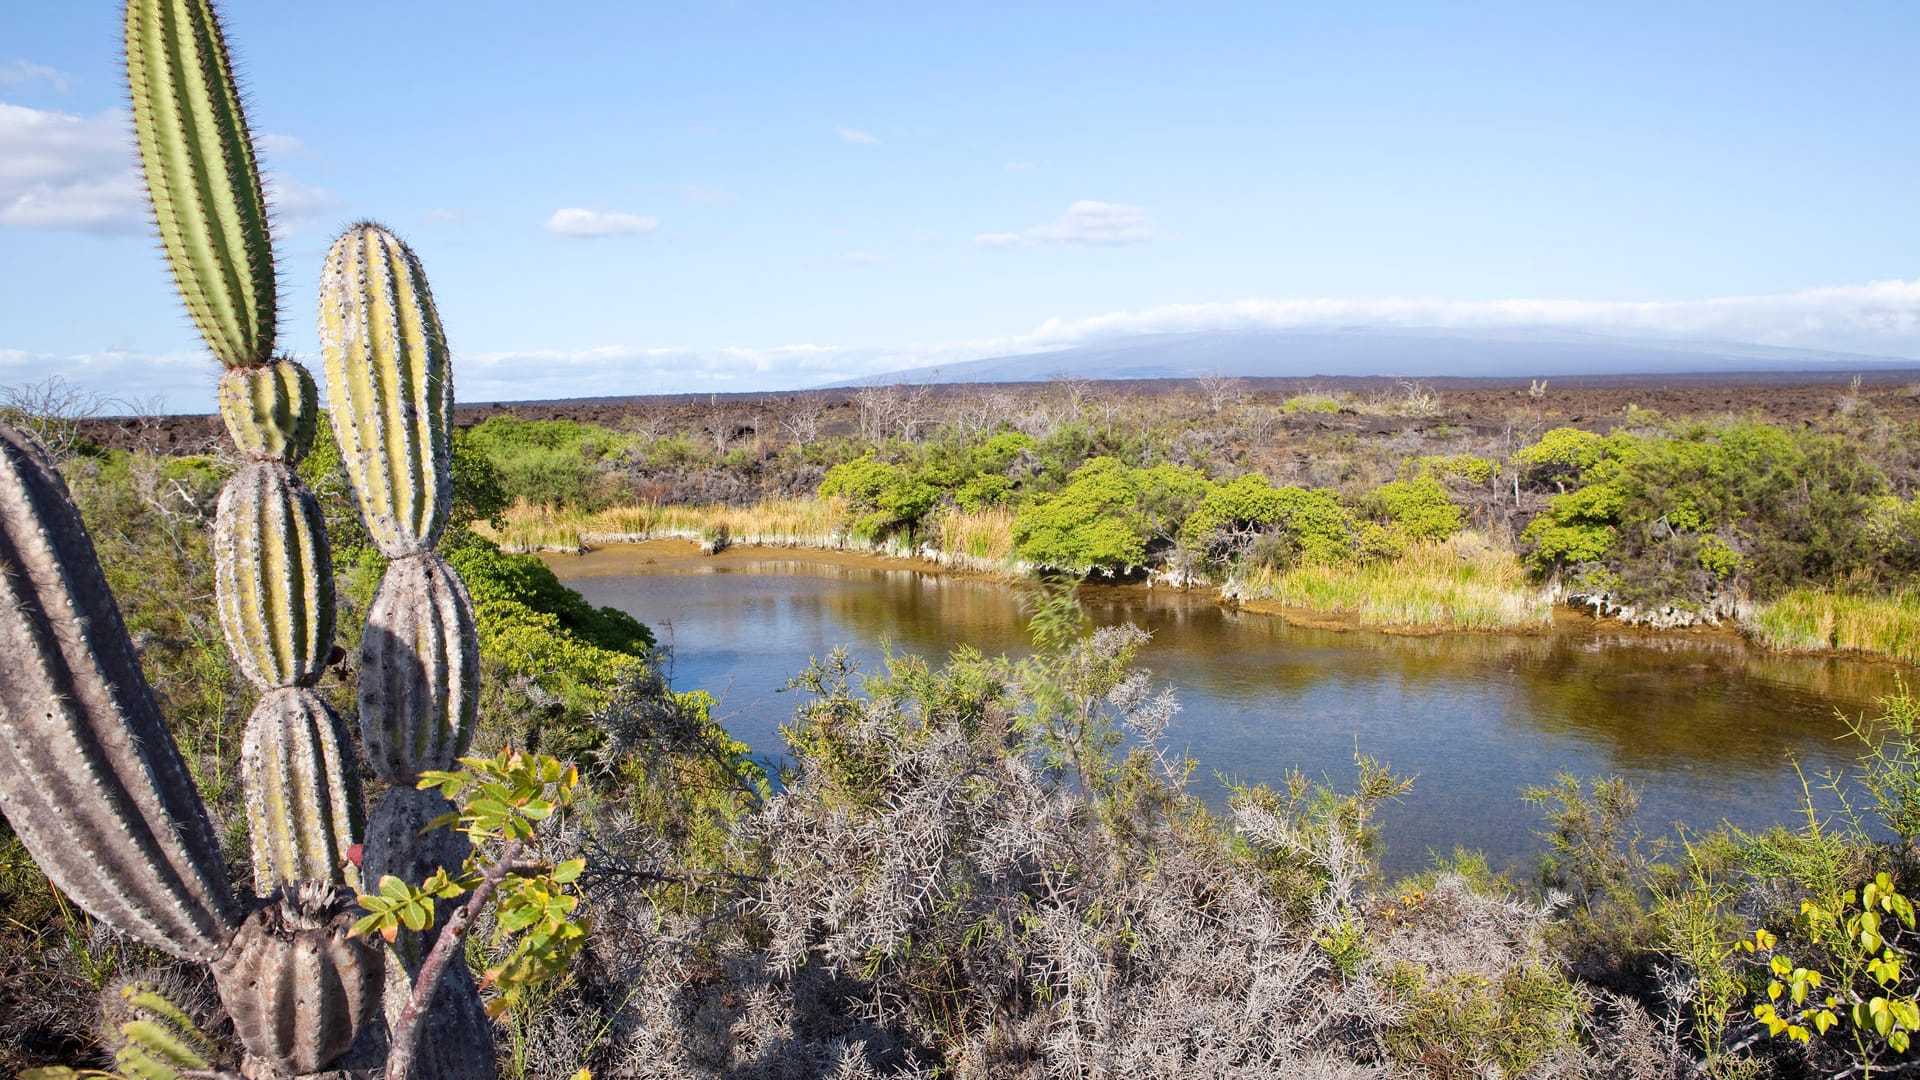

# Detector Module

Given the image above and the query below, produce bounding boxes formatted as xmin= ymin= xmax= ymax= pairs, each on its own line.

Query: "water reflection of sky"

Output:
xmin=554 ymin=547 xmax=1903 ymax=879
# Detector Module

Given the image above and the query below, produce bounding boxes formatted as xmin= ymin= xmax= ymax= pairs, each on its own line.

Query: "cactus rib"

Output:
xmin=360 ymin=553 xmax=479 ymax=784
xmin=125 ymin=0 xmax=277 ymax=368
xmin=242 ymin=687 xmax=363 ymax=892
xmin=211 ymin=883 xmax=385 ymax=1074
xmin=0 ymin=424 xmax=237 ymax=959
xmin=219 ymin=359 xmax=319 ymax=463
xmin=212 ymin=462 xmax=336 ymax=689
xmin=319 ymin=223 xmax=454 ymax=556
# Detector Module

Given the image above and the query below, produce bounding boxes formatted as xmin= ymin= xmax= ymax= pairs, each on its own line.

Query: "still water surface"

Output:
xmin=549 ymin=542 xmax=1906 ymax=878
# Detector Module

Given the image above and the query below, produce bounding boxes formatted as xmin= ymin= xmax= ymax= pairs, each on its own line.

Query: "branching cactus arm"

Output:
xmin=0 ymin=425 xmax=240 ymax=960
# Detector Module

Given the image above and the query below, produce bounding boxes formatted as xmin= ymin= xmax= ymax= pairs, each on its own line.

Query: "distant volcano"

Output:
xmin=843 ymin=327 xmax=1918 ymax=386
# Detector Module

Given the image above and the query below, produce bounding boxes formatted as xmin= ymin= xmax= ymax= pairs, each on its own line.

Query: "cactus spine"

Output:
xmin=0 ymin=426 xmax=239 ymax=960
xmin=125 ymin=0 xmax=277 ymax=369
xmin=109 ymin=982 xmax=219 ymax=1080
xmin=211 ymin=884 xmax=386 ymax=1075
xmin=321 ymin=222 xmax=493 ymax=1075
xmin=241 ymin=689 xmax=363 ymax=895
xmin=319 ymin=226 xmax=455 ymax=557
xmin=0 ymin=3 xmax=503 ymax=1074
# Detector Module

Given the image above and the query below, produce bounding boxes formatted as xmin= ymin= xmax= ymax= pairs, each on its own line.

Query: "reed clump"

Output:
xmin=1225 ymin=533 xmax=1553 ymax=631
xmin=485 ymin=497 xmax=854 ymax=553
xmin=934 ymin=505 xmax=1018 ymax=564
xmin=1748 ymin=589 xmax=1920 ymax=663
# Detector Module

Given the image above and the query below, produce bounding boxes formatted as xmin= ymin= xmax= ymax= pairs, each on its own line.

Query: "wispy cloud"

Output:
xmin=257 ymin=132 xmax=309 ymax=158
xmin=0 ymin=102 xmax=334 ymax=236
xmin=459 ymin=344 xmax=878 ymax=401
xmin=0 ymin=103 xmax=144 ymax=232
xmin=1001 ymin=161 xmax=1034 ymax=172
xmin=679 ymin=185 xmax=737 ymax=205
xmin=544 ymin=207 xmax=659 ymax=238
xmin=835 ymin=126 xmax=880 ymax=145
xmin=18 ymin=280 xmax=1920 ymax=411
xmin=1021 ymin=281 xmax=1920 ymax=359
xmin=264 ymin=173 xmax=341 ymax=238
xmin=0 ymin=347 xmax=217 ymax=412
xmin=0 ymin=60 xmax=72 ymax=94
xmin=422 ymin=208 xmax=476 ymax=228
xmin=975 ymin=200 xmax=1154 ymax=248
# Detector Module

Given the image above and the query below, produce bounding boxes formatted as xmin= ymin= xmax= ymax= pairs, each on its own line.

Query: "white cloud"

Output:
xmin=545 ymin=207 xmax=659 ymax=238
xmin=835 ymin=126 xmax=880 ymax=145
xmin=0 ymin=347 xmax=218 ymax=413
xmin=19 ymin=280 xmax=1920 ymax=411
xmin=458 ymin=344 xmax=877 ymax=401
xmin=680 ymin=185 xmax=737 ymax=205
xmin=974 ymin=200 xmax=1154 ymax=248
xmin=264 ymin=174 xmax=341 ymax=238
xmin=0 ymin=103 xmax=144 ymax=233
xmin=257 ymin=132 xmax=308 ymax=158
xmin=0 ymin=102 xmax=332 ymax=236
xmin=1019 ymin=281 xmax=1920 ymax=359
xmin=0 ymin=60 xmax=71 ymax=94
xmin=1001 ymin=161 xmax=1034 ymax=172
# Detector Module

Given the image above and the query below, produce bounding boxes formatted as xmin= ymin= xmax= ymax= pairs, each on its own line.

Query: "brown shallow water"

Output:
xmin=549 ymin=540 xmax=1906 ymax=879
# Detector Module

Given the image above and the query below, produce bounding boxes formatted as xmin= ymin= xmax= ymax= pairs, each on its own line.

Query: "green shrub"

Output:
xmin=1181 ymin=474 xmax=1354 ymax=569
xmin=1417 ymin=453 xmax=1498 ymax=485
xmin=1370 ymin=476 xmax=1465 ymax=541
xmin=820 ymin=453 xmax=940 ymax=542
xmin=1521 ymin=420 xmax=1887 ymax=605
xmin=1513 ymin=426 xmax=1607 ymax=486
xmin=464 ymin=415 xmax=630 ymax=507
xmin=1009 ymin=458 xmax=1208 ymax=572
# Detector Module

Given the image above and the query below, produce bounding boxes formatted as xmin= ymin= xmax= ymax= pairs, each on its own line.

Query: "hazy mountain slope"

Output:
xmin=849 ymin=327 xmax=1914 ymax=385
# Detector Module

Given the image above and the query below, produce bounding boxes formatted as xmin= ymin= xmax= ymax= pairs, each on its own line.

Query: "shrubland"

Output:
xmin=436 ymin=374 xmax=1920 ymax=654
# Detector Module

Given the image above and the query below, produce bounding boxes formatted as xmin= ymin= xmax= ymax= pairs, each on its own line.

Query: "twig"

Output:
xmin=386 ymin=842 xmax=541 ymax=1080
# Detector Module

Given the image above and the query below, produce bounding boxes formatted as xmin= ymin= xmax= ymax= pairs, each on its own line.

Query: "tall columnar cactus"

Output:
xmin=0 ymin=2 xmax=500 ymax=1077
xmin=125 ymin=0 xmax=277 ymax=369
xmin=320 ymin=222 xmax=494 ymax=1078
xmin=127 ymin=0 xmax=355 ymax=901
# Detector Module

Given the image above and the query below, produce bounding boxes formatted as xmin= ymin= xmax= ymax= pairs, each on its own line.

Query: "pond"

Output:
xmin=547 ymin=541 xmax=1906 ymax=879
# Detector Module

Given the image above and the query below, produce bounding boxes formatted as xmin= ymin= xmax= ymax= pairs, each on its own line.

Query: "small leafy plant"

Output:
xmin=355 ymin=749 xmax=587 ymax=1077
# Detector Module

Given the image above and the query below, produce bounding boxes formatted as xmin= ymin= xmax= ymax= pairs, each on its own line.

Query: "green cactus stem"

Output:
xmin=319 ymin=223 xmax=454 ymax=557
xmin=212 ymin=462 xmax=335 ymax=690
xmin=210 ymin=883 xmax=385 ymax=1075
xmin=125 ymin=0 xmax=277 ymax=368
xmin=242 ymin=688 xmax=363 ymax=892
xmin=0 ymin=424 xmax=239 ymax=959
xmin=360 ymin=554 xmax=479 ymax=784
xmin=219 ymin=359 xmax=319 ymax=463
xmin=109 ymin=982 xmax=218 ymax=1080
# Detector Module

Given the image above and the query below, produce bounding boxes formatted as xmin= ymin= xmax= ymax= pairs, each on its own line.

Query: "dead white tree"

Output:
xmin=0 ymin=375 xmax=119 ymax=462
xmin=1195 ymin=370 xmax=1247 ymax=415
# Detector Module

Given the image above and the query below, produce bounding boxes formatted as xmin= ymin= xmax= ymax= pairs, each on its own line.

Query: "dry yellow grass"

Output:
xmin=934 ymin=506 xmax=1018 ymax=564
xmin=483 ymin=497 xmax=853 ymax=553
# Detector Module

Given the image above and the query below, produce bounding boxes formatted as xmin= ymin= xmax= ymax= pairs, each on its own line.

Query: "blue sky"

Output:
xmin=3 ymin=2 xmax=1919 ymax=409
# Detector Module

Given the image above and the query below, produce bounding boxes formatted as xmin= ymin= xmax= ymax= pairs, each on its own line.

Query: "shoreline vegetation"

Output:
xmin=486 ymin=497 xmax=1920 ymax=661
xmin=426 ymin=374 xmax=1920 ymax=667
